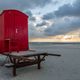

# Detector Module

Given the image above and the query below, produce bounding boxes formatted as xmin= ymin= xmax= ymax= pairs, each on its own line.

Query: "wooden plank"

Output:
xmin=5 ymin=63 xmax=14 ymax=68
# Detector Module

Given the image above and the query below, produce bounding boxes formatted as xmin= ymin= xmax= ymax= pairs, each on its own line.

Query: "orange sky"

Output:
xmin=29 ymin=35 xmax=80 ymax=42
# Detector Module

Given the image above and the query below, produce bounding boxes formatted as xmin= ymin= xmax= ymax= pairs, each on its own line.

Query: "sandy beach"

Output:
xmin=0 ymin=43 xmax=80 ymax=80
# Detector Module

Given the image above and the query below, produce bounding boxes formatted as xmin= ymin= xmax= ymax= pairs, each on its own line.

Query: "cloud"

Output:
xmin=44 ymin=17 xmax=80 ymax=36
xmin=23 ymin=9 xmax=32 ymax=16
xmin=43 ymin=0 xmax=80 ymax=20
xmin=40 ymin=0 xmax=80 ymax=36
xmin=36 ymin=21 xmax=49 ymax=27
xmin=29 ymin=23 xmax=45 ymax=38
xmin=29 ymin=16 xmax=36 ymax=21
xmin=0 ymin=0 xmax=52 ymax=10
xmin=54 ymin=1 xmax=80 ymax=17
xmin=43 ymin=12 xmax=55 ymax=20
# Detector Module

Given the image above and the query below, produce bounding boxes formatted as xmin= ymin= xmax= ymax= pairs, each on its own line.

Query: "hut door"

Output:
xmin=14 ymin=14 xmax=23 ymax=51
xmin=14 ymin=14 xmax=28 ymax=51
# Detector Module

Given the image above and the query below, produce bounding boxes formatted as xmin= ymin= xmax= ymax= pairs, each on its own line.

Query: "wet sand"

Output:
xmin=0 ymin=44 xmax=80 ymax=80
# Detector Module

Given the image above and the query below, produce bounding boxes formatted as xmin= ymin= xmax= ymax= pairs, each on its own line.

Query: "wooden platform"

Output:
xmin=1 ymin=51 xmax=61 ymax=76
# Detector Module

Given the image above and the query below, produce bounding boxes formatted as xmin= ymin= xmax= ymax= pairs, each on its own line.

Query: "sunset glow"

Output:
xmin=30 ymin=34 xmax=80 ymax=42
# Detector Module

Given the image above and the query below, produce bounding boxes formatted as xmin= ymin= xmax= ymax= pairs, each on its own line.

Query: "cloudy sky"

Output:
xmin=0 ymin=0 xmax=80 ymax=42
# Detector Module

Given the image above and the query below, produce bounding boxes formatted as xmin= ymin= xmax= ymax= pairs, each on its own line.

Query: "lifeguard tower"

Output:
xmin=0 ymin=10 xmax=61 ymax=76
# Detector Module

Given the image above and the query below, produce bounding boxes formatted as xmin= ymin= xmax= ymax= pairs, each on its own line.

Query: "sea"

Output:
xmin=29 ymin=42 xmax=80 ymax=52
xmin=29 ymin=42 xmax=80 ymax=48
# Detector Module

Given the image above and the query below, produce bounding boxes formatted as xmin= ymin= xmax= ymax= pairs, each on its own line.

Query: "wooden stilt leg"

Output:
xmin=13 ymin=65 xmax=16 ymax=76
xmin=13 ymin=58 xmax=16 ymax=76
xmin=37 ymin=55 xmax=41 ymax=69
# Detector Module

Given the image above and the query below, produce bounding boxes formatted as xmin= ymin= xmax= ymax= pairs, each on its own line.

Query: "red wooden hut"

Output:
xmin=0 ymin=10 xmax=29 ymax=53
xmin=0 ymin=10 xmax=61 ymax=77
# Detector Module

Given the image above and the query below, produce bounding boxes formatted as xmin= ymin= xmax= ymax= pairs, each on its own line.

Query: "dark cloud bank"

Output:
xmin=0 ymin=0 xmax=80 ymax=37
xmin=42 ymin=0 xmax=80 ymax=36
